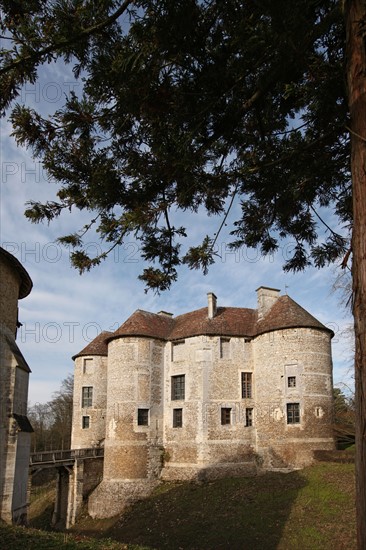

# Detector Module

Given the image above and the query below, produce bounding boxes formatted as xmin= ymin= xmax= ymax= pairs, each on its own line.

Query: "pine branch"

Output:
xmin=0 ymin=0 xmax=133 ymax=76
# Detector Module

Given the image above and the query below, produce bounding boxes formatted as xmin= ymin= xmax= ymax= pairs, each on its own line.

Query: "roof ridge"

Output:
xmin=72 ymin=292 xmax=332 ymax=357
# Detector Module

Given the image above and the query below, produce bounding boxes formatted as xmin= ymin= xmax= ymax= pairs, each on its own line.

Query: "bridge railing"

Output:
xmin=30 ymin=447 xmax=104 ymax=466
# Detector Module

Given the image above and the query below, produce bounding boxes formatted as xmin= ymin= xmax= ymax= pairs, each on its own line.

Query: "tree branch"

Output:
xmin=310 ymin=204 xmax=346 ymax=241
xmin=0 ymin=0 xmax=133 ymax=76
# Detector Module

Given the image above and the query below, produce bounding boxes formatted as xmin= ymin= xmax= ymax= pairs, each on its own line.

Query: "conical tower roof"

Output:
xmin=72 ymin=330 xmax=113 ymax=360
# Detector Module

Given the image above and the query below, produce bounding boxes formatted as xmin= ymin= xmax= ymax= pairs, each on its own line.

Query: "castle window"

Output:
xmin=171 ymin=375 xmax=185 ymax=400
xmin=221 ymin=407 xmax=232 ymax=425
xmin=137 ymin=408 xmax=149 ymax=426
xmin=172 ymin=340 xmax=185 ymax=361
xmin=82 ymin=386 xmax=93 ymax=408
xmin=82 ymin=416 xmax=90 ymax=429
xmin=287 ymin=403 xmax=300 ymax=424
xmin=83 ymin=358 xmax=93 ymax=374
xmin=288 ymin=376 xmax=296 ymax=388
xmin=220 ymin=337 xmax=231 ymax=359
xmin=245 ymin=408 xmax=253 ymax=427
xmin=241 ymin=372 xmax=252 ymax=398
xmin=173 ymin=408 xmax=183 ymax=428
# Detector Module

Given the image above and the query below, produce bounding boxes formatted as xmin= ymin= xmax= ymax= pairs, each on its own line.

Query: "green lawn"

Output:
xmin=2 ymin=462 xmax=356 ymax=549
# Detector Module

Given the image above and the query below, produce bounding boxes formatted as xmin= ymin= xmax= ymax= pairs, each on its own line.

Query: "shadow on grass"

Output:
xmin=28 ymin=479 xmax=56 ymax=532
xmin=28 ymin=502 xmax=54 ymax=531
xmin=72 ymin=470 xmax=308 ymax=550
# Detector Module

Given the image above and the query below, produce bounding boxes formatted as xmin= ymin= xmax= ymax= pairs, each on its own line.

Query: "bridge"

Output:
xmin=30 ymin=447 xmax=104 ymax=470
xmin=29 ymin=447 xmax=104 ymax=529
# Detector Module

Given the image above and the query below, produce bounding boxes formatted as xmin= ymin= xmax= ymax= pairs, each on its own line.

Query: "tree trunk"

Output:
xmin=345 ymin=0 xmax=366 ymax=547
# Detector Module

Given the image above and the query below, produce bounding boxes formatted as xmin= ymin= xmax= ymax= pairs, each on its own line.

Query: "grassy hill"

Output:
xmin=1 ymin=462 xmax=356 ymax=549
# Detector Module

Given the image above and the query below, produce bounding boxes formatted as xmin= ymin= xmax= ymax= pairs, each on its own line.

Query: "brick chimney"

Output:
xmin=256 ymin=287 xmax=280 ymax=320
xmin=207 ymin=292 xmax=217 ymax=319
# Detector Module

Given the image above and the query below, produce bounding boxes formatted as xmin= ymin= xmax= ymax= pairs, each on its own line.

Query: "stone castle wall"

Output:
xmin=161 ymin=335 xmax=256 ymax=480
xmin=71 ymin=355 xmax=108 ymax=449
xmin=102 ymin=337 xmax=165 ymax=481
xmin=0 ymin=258 xmax=21 ymax=335
xmin=0 ymin=250 xmax=32 ymax=525
xmin=71 ymin=292 xmax=335 ymax=519
xmin=253 ymin=327 xmax=334 ymax=468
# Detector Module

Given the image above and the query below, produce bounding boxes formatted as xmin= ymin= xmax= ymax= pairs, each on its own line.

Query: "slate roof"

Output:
xmin=0 ymin=247 xmax=33 ymax=299
xmin=12 ymin=413 xmax=34 ymax=433
xmin=74 ymin=293 xmax=332 ymax=358
xmin=5 ymin=335 xmax=31 ymax=373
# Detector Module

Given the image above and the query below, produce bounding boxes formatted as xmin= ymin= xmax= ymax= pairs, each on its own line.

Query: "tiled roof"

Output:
xmin=255 ymin=295 xmax=331 ymax=335
xmin=73 ymin=294 xmax=332 ymax=357
xmin=73 ymin=330 xmax=113 ymax=359
xmin=170 ymin=307 xmax=257 ymax=340
xmin=109 ymin=295 xmax=332 ymax=340
xmin=108 ymin=310 xmax=174 ymax=341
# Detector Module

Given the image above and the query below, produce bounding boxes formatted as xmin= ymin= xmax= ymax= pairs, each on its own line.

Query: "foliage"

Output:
xmin=28 ymin=374 xmax=73 ymax=451
xmin=0 ymin=0 xmax=351 ymax=291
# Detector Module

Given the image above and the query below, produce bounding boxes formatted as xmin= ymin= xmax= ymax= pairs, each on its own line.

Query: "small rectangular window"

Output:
xmin=245 ymin=408 xmax=253 ymax=427
xmin=220 ymin=338 xmax=231 ymax=359
xmin=172 ymin=340 xmax=185 ymax=361
xmin=221 ymin=407 xmax=232 ymax=425
xmin=173 ymin=408 xmax=183 ymax=428
xmin=288 ymin=376 xmax=296 ymax=388
xmin=137 ymin=408 xmax=149 ymax=426
xmin=287 ymin=403 xmax=300 ymax=424
xmin=82 ymin=386 xmax=93 ymax=408
xmin=241 ymin=372 xmax=252 ymax=398
xmin=82 ymin=416 xmax=90 ymax=429
xmin=83 ymin=358 xmax=93 ymax=374
xmin=171 ymin=375 xmax=185 ymax=400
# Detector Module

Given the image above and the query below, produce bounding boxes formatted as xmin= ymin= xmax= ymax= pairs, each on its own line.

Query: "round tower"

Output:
xmin=88 ymin=310 xmax=169 ymax=518
xmin=71 ymin=331 xmax=111 ymax=449
xmin=0 ymin=247 xmax=32 ymax=335
xmin=0 ymin=247 xmax=33 ymax=525
xmin=253 ymin=293 xmax=334 ymax=469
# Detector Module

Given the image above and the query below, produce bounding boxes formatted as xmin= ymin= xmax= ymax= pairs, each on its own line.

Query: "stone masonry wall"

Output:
xmin=253 ymin=327 xmax=334 ymax=468
xmin=161 ymin=335 xmax=257 ymax=480
xmin=72 ymin=297 xmax=336 ymax=519
xmin=71 ymin=356 xmax=108 ymax=449
xmin=103 ymin=337 xmax=164 ymax=481
xmin=0 ymin=259 xmax=21 ymax=335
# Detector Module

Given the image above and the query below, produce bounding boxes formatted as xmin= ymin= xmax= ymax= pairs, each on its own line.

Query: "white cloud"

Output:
xmin=0 ymin=64 xmax=354 ymax=404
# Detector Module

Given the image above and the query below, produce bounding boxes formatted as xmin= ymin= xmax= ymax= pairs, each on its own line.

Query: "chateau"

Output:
xmin=71 ymin=286 xmax=335 ymax=518
xmin=0 ymin=247 xmax=33 ymax=524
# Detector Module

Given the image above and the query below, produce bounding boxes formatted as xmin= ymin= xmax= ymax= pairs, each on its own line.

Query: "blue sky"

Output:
xmin=0 ymin=67 xmax=354 ymax=405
